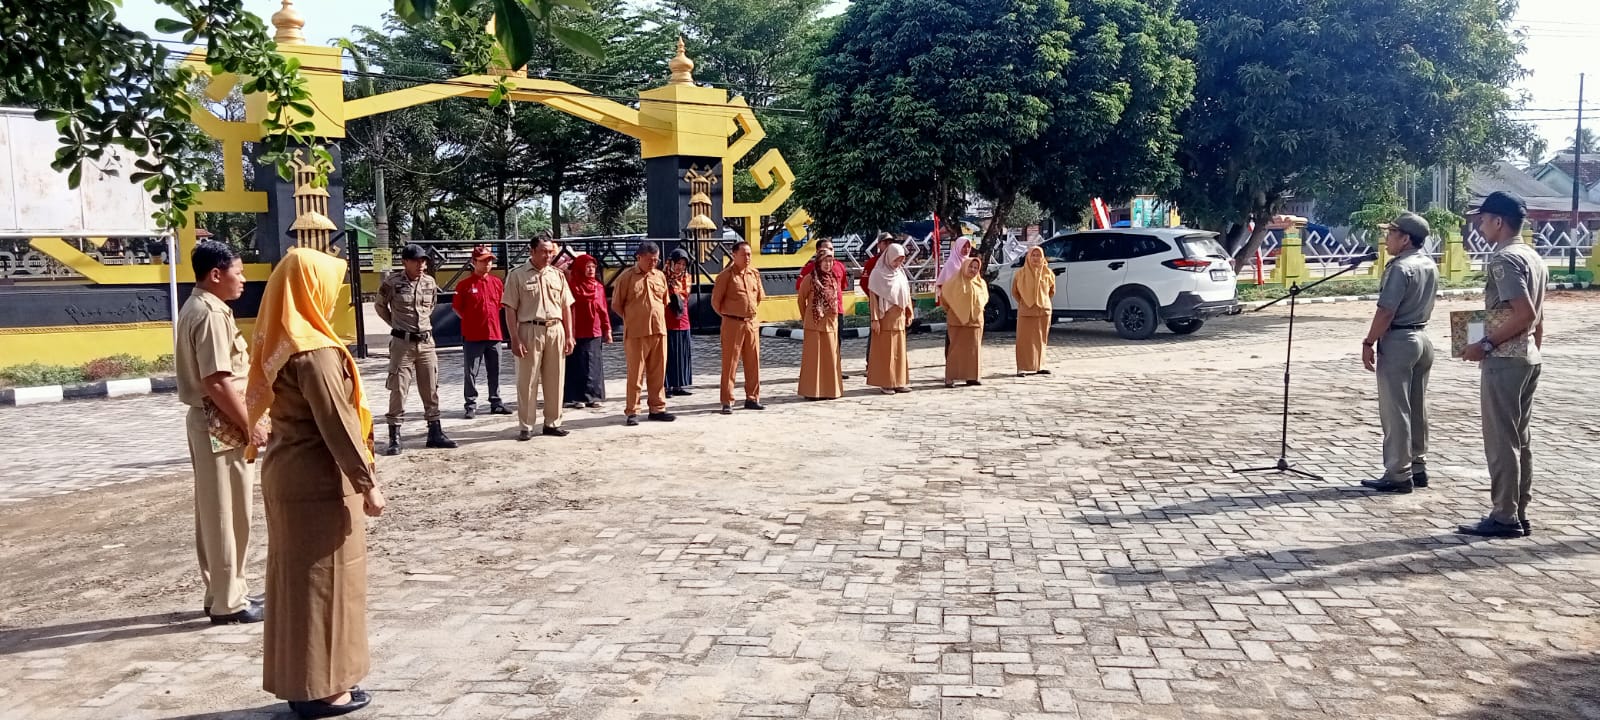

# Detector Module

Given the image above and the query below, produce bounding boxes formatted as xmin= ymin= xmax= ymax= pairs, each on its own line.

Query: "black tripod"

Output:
xmin=1237 ymin=257 xmax=1371 ymax=480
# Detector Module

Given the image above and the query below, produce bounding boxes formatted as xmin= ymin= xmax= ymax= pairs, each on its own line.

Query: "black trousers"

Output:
xmin=462 ymin=340 xmax=502 ymax=408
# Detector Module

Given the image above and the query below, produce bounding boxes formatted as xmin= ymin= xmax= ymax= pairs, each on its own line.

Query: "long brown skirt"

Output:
xmin=867 ymin=308 xmax=909 ymax=390
xmin=1015 ymin=311 xmax=1050 ymax=372
xmin=262 ymin=490 xmax=370 ymax=701
xmin=799 ymin=313 xmax=843 ymax=399
xmin=945 ymin=324 xmax=983 ymax=381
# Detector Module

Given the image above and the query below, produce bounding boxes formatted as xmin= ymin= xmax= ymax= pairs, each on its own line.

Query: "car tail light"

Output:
xmin=1162 ymin=258 xmax=1210 ymax=272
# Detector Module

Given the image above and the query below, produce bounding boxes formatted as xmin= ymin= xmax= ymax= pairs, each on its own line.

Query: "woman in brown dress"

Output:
xmin=797 ymin=242 xmax=844 ymax=400
xmin=941 ymin=257 xmax=988 ymax=387
xmin=1011 ymin=246 xmax=1054 ymax=376
xmin=245 ymin=248 xmax=384 ymax=719
xmin=866 ymin=243 xmax=913 ymax=394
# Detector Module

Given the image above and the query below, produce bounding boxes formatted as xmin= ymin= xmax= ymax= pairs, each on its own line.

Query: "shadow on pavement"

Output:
xmin=155 ymin=704 xmax=292 ymax=720
xmin=1455 ymin=654 xmax=1600 ymax=719
xmin=0 ymin=611 xmax=202 ymax=656
xmin=1077 ymin=485 xmax=1370 ymax=524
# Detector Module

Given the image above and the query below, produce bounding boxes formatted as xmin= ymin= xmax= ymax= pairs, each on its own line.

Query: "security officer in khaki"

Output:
xmin=176 ymin=240 xmax=264 ymax=624
xmin=502 ymin=235 xmax=575 ymax=441
xmin=1359 ymin=212 xmax=1438 ymax=494
xmin=711 ymin=240 xmax=766 ymax=414
xmin=377 ymin=243 xmax=457 ymax=454
xmin=1459 ymin=191 xmax=1546 ymax=538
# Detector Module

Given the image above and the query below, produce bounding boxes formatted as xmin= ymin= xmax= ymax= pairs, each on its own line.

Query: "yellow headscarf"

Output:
xmin=942 ymin=257 xmax=989 ymax=326
xmin=246 ymin=248 xmax=373 ymax=461
xmin=1012 ymin=246 xmax=1054 ymax=310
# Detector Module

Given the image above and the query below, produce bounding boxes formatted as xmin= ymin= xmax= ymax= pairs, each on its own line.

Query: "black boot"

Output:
xmin=425 ymin=420 xmax=458 ymax=449
xmin=382 ymin=425 xmax=402 ymax=456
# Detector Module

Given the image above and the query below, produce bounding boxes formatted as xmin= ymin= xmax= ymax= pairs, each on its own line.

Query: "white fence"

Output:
xmin=1241 ymin=221 xmax=1594 ymax=277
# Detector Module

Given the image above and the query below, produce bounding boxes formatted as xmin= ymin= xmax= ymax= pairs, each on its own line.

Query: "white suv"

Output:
xmin=988 ymin=229 xmax=1240 ymax=339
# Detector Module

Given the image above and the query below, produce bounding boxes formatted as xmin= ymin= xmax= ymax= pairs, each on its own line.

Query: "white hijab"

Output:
xmin=934 ymin=236 xmax=974 ymax=293
xmin=868 ymin=243 xmax=912 ymax=313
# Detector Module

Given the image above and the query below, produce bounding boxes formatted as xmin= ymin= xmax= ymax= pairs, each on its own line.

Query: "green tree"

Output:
xmin=1171 ymin=0 xmax=1526 ymax=265
xmin=1524 ymin=136 xmax=1549 ymax=170
xmin=393 ymin=0 xmax=607 ymax=71
xmin=1566 ymin=128 xmax=1597 ymax=155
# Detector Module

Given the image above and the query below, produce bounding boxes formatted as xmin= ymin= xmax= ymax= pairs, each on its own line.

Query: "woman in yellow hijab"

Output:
xmin=246 ymin=248 xmax=383 ymax=718
xmin=1011 ymin=246 xmax=1055 ymax=376
xmin=940 ymin=256 xmax=989 ymax=387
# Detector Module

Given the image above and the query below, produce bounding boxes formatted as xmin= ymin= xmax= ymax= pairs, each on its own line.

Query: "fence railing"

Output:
xmin=1241 ymin=221 xmax=1595 ymax=279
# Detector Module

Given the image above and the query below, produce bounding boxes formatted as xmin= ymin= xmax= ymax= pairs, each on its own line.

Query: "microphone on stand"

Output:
xmin=1344 ymin=251 xmax=1380 ymax=267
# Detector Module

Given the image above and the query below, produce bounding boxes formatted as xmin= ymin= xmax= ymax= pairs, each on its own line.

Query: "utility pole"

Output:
xmin=1572 ymin=73 xmax=1585 ymax=275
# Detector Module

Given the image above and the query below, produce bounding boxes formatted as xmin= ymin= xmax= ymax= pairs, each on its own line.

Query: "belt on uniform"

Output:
xmin=520 ymin=319 xmax=561 ymax=326
xmin=1389 ymin=324 xmax=1427 ymax=331
xmin=391 ymin=329 xmax=431 ymax=342
xmin=723 ymin=315 xmax=753 ymax=321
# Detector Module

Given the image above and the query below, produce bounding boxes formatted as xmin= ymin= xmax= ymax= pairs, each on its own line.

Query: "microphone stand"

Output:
xmin=1236 ymin=255 xmax=1374 ymax=480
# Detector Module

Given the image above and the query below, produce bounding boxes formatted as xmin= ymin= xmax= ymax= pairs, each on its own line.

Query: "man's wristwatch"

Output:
xmin=1479 ymin=338 xmax=1496 ymax=353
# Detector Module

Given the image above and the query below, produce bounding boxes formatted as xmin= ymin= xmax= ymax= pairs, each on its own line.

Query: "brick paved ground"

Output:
xmin=0 ymin=296 xmax=1597 ymax=720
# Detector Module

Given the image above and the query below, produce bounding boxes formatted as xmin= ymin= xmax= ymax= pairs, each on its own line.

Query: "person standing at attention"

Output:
xmin=246 ymin=248 xmax=383 ymax=719
xmin=176 ymin=240 xmax=265 ymax=624
xmin=798 ymin=236 xmax=851 ymax=381
xmin=452 ymin=245 xmax=511 ymax=419
xmin=1011 ymin=245 xmax=1055 ymax=376
xmin=663 ymin=248 xmax=696 ymax=397
xmin=376 ymin=243 xmax=455 ymax=455
xmin=858 ymin=232 xmax=895 ymax=375
xmin=612 ymin=242 xmax=677 ymax=426
xmin=712 ymin=240 xmax=766 ymax=414
xmin=941 ymin=256 xmax=988 ymax=388
xmin=563 ymin=254 xmax=613 ymax=410
xmin=503 ymin=236 xmax=575 ymax=441
xmin=1458 ymin=191 xmax=1546 ymax=538
xmin=797 ymin=238 xmax=846 ymax=400
xmin=867 ymin=242 xmax=914 ymax=394
xmin=1358 ymin=213 xmax=1438 ymax=494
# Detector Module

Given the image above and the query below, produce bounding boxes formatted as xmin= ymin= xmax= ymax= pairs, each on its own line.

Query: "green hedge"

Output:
xmin=0 ymin=353 xmax=175 ymax=389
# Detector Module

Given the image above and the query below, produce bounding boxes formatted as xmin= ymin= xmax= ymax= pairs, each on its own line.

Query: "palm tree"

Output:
xmin=1566 ymin=127 xmax=1597 ymax=155
xmin=1524 ymin=137 xmax=1549 ymax=170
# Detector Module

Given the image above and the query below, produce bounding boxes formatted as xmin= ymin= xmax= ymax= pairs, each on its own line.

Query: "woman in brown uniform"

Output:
xmin=796 ymin=245 xmax=844 ymax=400
xmin=866 ymin=243 xmax=913 ymax=394
xmin=941 ymin=257 xmax=988 ymax=387
xmin=1011 ymin=246 xmax=1054 ymax=376
xmin=245 ymin=248 xmax=385 ymax=719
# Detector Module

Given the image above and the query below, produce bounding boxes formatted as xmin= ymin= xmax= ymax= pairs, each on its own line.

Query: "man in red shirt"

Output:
xmin=452 ymin=246 xmax=510 ymax=419
xmin=798 ymin=237 xmax=851 ymax=380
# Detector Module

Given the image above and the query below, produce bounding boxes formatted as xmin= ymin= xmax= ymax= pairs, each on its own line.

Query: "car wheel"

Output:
xmin=1112 ymin=295 xmax=1158 ymax=340
xmin=1165 ymin=318 xmax=1205 ymax=335
xmin=985 ymin=293 xmax=1014 ymax=331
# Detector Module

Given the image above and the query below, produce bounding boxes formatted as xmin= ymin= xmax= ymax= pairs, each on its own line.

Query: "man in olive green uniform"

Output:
xmin=1359 ymin=213 xmax=1438 ymax=494
xmin=377 ymin=243 xmax=456 ymax=455
xmin=176 ymin=241 xmax=264 ymax=624
xmin=1459 ymin=191 xmax=1546 ymax=538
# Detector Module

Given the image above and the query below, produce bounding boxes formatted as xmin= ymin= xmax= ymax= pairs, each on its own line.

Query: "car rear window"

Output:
xmin=1179 ymin=235 xmax=1227 ymax=259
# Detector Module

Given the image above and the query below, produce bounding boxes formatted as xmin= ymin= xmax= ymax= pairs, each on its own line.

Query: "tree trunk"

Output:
xmin=1229 ymin=194 xmax=1280 ymax=271
xmin=550 ymin=169 xmax=565 ymax=239
xmin=977 ymin=192 xmax=1016 ymax=271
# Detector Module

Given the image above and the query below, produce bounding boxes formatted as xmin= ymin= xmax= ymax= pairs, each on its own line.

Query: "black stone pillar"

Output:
xmin=252 ymin=144 xmax=347 ymax=262
xmin=645 ymin=156 xmax=722 ymax=240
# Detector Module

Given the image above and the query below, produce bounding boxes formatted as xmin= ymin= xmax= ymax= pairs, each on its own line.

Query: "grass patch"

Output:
xmin=0 ymin=353 xmax=178 ymax=389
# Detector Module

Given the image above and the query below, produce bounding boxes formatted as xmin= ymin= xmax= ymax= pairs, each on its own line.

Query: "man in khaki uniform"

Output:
xmin=712 ymin=241 xmax=766 ymax=414
xmin=377 ymin=243 xmax=456 ymax=454
xmin=176 ymin=241 xmax=263 ymax=624
xmin=503 ymin=236 xmax=575 ymax=441
xmin=1359 ymin=212 xmax=1438 ymax=494
xmin=1459 ymin=191 xmax=1547 ymax=538
xmin=611 ymin=241 xmax=677 ymax=426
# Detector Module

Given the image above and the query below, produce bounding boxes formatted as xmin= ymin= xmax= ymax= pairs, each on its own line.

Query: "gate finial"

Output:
xmin=669 ymin=36 xmax=695 ymax=85
xmin=272 ymin=0 xmax=306 ymax=45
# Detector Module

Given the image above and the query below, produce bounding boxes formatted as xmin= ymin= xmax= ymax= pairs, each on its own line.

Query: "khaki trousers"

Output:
xmin=1375 ymin=329 xmax=1432 ymax=482
xmin=625 ymin=335 xmax=668 ymax=416
xmin=185 ymin=407 xmax=255 ymax=615
xmin=719 ymin=317 xmax=761 ymax=405
xmin=515 ymin=322 xmax=567 ymax=430
xmin=1482 ymin=361 xmax=1541 ymax=524
xmin=385 ymin=335 xmax=440 ymax=425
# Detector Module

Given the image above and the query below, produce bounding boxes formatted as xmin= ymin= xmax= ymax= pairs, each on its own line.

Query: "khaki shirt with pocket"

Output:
xmin=175 ymin=289 xmax=249 ymax=408
xmin=502 ymin=262 xmax=574 ymax=324
xmin=611 ymin=266 xmax=669 ymax=338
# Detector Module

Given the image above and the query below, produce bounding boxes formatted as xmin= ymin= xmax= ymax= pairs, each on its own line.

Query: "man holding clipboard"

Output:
xmin=1457 ymin=191 xmax=1546 ymax=538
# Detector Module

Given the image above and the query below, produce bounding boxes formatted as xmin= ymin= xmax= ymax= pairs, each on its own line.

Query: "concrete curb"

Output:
xmin=1241 ymin=281 xmax=1590 ymax=311
xmin=761 ymin=326 xmax=871 ymax=340
xmin=1 ymin=375 xmax=177 ymax=407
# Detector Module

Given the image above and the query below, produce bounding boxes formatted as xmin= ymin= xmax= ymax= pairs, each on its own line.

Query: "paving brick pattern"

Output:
xmin=1 ymin=298 xmax=1597 ymax=720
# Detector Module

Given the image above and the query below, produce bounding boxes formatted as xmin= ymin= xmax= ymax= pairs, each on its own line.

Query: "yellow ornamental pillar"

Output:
xmin=1441 ymin=228 xmax=1471 ymax=283
xmin=1269 ymin=217 xmax=1309 ymax=287
xmin=1520 ymin=226 xmax=1535 ymax=246
xmin=1368 ymin=240 xmax=1389 ymax=279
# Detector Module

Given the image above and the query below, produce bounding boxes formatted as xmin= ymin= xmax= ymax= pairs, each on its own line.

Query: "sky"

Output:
xmin=116 ymin=0 xmax=1597 ymax=154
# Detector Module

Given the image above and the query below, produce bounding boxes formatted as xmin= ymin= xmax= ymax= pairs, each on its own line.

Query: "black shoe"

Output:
xmin=625 ymin=415 xmax=640 ymax=427
xmin=720 ymin=404 xmax=733 ymax=415
xmin=744 ymin=400 xmax=765 ymax=411
xmin=1520 ymin=518 xmax=1532 ymax=536
xmin=1456 ymin=517 xmax=1525 ymax=538
xmin=965 ymin=380 xmax=982 ymax=387
xmin=424 ymin=420 xmax=458 ymax=449
xmin=1413 ymin=469 xmax=1429 ymax=488
xmin=647 ymin=412 xmax=676 ymax=422
xmin=676 ymin=389 xmax=694 ymax=397
xmin=1037 ymin=369 xmax=1051 ymax=375
xmin=842 ymin=374 xmax=851 ymax=380
xmin=586 ymin=402 xmax=601 ymax=409
xmin=464 ymin=405 xmax=477 ymax=419
xmin=382 ymin=426 xmax=402 ymax=456
xmin=489 ymin=403 xmax=511 ymax=416
xmin=1360 ymin=477 xmax=1413 ymax=494
xmin=543 ymin=426 xmax=569 ymax=437
xmin=1017 ymin=373 xmax=1028 ymax=378
xmin=208 ymin=600 xmax=264 ymax=625
xmin=202 ymin=593 xmax=265 ymax=616
xmin=288 ymin=688 xmax=372 ymax=719
xmin=517 ymin=429 xmax=532 ymax=441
